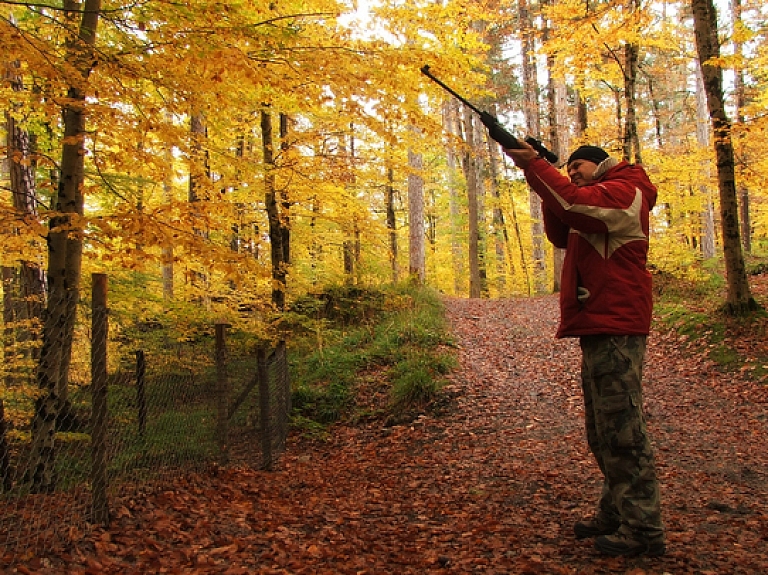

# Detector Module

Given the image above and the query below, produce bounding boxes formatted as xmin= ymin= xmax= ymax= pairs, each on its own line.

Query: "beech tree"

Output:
xmin=28 ymin=0 xmax=102 ymax=493
xmin=691 ymin=0 xmax=758 ymax=314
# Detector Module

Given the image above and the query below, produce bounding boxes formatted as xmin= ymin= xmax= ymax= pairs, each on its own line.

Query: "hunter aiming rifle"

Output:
xmin=420 ymin=65 xmax=558 ymax=165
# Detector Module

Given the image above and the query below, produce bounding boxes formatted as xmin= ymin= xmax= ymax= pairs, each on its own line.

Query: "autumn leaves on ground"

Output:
xmin=21 ymin=293 xmax=768 ymax=574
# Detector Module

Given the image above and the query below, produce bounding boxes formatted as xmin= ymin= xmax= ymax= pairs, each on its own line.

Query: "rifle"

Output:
xmin=420 ymin=65 xmax=558 ymax=165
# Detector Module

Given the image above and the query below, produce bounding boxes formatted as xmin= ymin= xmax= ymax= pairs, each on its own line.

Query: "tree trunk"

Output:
xmin=444 ymin=99 xmax=465 ymax=295
xmin=695 ymin=65 xmax=717 ymax=259
xmin=279 ymin=114 xmax=291 ymax=268
xmin=188 ymin=110 xmax=210 ymax=300
xmin=462 ymin=108 xmax=482 ymax=298
xmin=261 ymin=109 xmax=287 ymax=311
xmin=161 ymin=114 xmax=176 ymax=299
xmin=730 ymin=0 xmax=750 ymax=254
xmin=543 ymin=13 xmax=567 ymax=291
xmin=691 ymin=0 xmax=757 ymax=314
xmin=485 ymin=110 xmax=508 ymax=295
xmin=623 ymin=42 xmax=642 ymax=164
xmin=385 ymin=166 xmax=399 ymax=283
xmin=519 ymin=0 xmax=547 ymax=295
xmin=29 ymin=0 xmax=101 ymax=493
xmin=5 ymin=65 xmax=45 ymax=387
xmin=408 ymin=143 xmax=426 ymax=284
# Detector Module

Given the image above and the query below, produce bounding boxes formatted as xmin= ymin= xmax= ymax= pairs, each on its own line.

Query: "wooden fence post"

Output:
xmin=136 ymin=350 xmax=146 ymax=436
xmin=90 ymin=273 xmax=109 ymax=525
xmin=215 ymin=322 xmax=230 ymax=464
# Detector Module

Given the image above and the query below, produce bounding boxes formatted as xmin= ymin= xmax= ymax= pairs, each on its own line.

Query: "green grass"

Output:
xmin=652 ymin=259 xmax=768 ymax=373
xmin=288 ymin=282 xmax=456 ymax=430
xmin=108 ymin=407 xmax=217 ymax=475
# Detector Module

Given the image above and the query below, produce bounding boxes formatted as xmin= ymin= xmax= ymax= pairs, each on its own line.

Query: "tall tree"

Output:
xmin=444 ymin=98 xmax=465 ymax=296
xmin=28 ymin=0 xmax=102 ymax=493
xmin=541 ymin=0 xmax=566 ymax=291
xmin=695 ymin=65 xmax=717 ymax=259
xmin=622 ymin=41 xmax=641 ymax=163
xmin=385 ymin=164 xmax=399 ymax=283
xmin=691 ymin=0 xmax=757 ymax=314
xmin=519 ymin=0 xmax=547 ymax=295
xmin=461 ymin=108 xmax=482 ymax=298
xmin=4 ymin=63 xmax=45 ymax=387
xmin=261 ymin=109 xmax=292 ymax=311
xmin=407 ymin=143 xmax=426 ymax=284
xmin=730 ymin=0 xmax=751 ymax=254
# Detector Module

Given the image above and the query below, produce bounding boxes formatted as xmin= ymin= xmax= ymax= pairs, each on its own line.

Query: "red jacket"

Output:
xmin=523 ymin=157 xmax=657 ymax=338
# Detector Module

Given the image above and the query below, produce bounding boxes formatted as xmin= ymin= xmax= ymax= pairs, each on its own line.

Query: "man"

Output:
xmin=504 ymin=143 xmax=665 ymax=557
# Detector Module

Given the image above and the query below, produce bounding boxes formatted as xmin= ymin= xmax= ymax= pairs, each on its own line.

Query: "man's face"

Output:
xmin=567 ymin=159 xmax=598 ymax=187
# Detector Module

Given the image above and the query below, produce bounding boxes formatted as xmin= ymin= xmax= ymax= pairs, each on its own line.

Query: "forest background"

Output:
xmin=1 ymin=0 xmax=768 ymax=495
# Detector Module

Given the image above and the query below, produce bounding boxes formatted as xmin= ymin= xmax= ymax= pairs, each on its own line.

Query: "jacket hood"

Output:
xmin=595 ymin=158 xmax=658 ymax=210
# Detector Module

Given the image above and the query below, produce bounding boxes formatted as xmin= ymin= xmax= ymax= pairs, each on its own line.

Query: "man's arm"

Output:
xmin=543 ymin=206 xmax=569 ymax=248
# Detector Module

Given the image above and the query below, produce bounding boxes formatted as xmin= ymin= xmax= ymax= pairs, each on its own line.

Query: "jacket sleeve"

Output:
xmin=543 ymin=205 xmax=569 ymax=248
xmin=523 ymin=158 xmax=625 ymax=235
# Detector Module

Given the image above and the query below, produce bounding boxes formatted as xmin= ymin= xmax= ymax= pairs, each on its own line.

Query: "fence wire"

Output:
xmin=0 ymin=273 xmax=291 ymax=565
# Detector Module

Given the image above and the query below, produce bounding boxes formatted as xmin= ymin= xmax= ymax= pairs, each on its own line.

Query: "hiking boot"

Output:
xmin=595 ymin=530 xmax=666 ymax=557
xmin=573 ymin=516 xmax=620 ymax=539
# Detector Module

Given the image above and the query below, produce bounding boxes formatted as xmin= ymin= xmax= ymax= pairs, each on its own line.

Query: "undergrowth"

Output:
xmin=287 ymin=283 xmax=456 ymax=435
xmin=652 ymin=257 xmax=768 ymax=379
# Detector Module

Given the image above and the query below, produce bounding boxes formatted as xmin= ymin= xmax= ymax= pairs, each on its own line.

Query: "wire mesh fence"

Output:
xmin=0 ymin=273 xmax=291 ymax=564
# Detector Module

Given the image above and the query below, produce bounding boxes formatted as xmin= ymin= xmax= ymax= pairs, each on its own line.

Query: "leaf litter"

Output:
xmin=8 ymin=293 xmax=768 ymax=574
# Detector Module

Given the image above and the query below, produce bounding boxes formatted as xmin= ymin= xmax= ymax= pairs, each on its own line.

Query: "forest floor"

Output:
xmin=11 ymin=290 xmax=768 ymax=574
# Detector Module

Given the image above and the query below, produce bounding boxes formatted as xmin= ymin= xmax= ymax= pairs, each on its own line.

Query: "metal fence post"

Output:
xmin=215 ymin=322 xmax=230 ymax=464
xmin=136 ymin=350 xmax=146 ymax=436
xmin=90 ymin=273 xmax=109 ymax=525
xmin=257 ymin=347 xmax=272 ymax=470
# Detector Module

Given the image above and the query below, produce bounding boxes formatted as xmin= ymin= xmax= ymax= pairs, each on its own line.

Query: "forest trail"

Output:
xmin=25 ymin=295 xmax=768 ymax=574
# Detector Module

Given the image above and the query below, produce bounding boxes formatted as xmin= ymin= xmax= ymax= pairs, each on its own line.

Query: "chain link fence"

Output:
xmin=0 ymin=273 xmax=291 ymax=564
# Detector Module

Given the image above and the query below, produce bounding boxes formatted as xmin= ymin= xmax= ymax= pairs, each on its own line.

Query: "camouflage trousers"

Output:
xmin=580 ymin=335 xmax=664 ymax=540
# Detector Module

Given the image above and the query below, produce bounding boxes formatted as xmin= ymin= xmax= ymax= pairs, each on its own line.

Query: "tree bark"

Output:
xmin=695 ymin=64 xmax=717 ymax=259
xmin=462 ymin=108 xmax=481 ymax=298
xmin=444 ymin=99 xmax=465 ymax=295
xmin=261 ymin=109 xmax=287 ymax=311
xmin=730 ymin=0 xmax=750 ymax=254
xmin=29 ymin=0 xmax=102 ymax=493
xmin=691 ymin=0 xmax=757 ymax=314
xmin=385 ymin=166 xmax=399 ymax=283
xmin=542 ymin=10 xmax=567 ymax=291
xmin=519 ymin=0 xmax=547 ymax=295
xmin=408 ymin=143 xmax=426 ymax=285
xmin=485 ymin=109 xmax=508 ymax=295
xmin=622 ymin=42 xmax=642 ymax=164
xmin=5 ymin=64 xmax=45 ymax=387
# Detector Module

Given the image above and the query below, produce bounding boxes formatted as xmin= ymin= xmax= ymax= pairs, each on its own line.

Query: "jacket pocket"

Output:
xmin=598 ymin=392 xmax=645 ymax=450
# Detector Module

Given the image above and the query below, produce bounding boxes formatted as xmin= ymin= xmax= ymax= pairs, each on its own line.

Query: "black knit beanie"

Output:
xmin=567 ymin=145 xmax=609 ymax=166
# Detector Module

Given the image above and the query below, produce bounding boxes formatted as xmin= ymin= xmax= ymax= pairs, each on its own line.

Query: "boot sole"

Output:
xmin=595 ymin=537 xmax=666 ymax=557
xmin=573 ymin=523 xmax=619 ymax=539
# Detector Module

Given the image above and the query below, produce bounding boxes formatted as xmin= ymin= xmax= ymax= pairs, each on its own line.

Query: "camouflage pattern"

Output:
xmin=579 ymin=334 xmax=664 ymax=542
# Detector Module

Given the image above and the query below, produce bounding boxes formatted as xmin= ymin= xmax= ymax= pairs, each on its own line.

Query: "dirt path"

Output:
xmin=23 ymin=295 xmax=768 ymax=574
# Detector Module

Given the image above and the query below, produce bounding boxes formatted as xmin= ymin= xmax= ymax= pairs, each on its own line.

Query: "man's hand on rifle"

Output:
xmin=504 ymin=140 xmax=539 ymax=170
